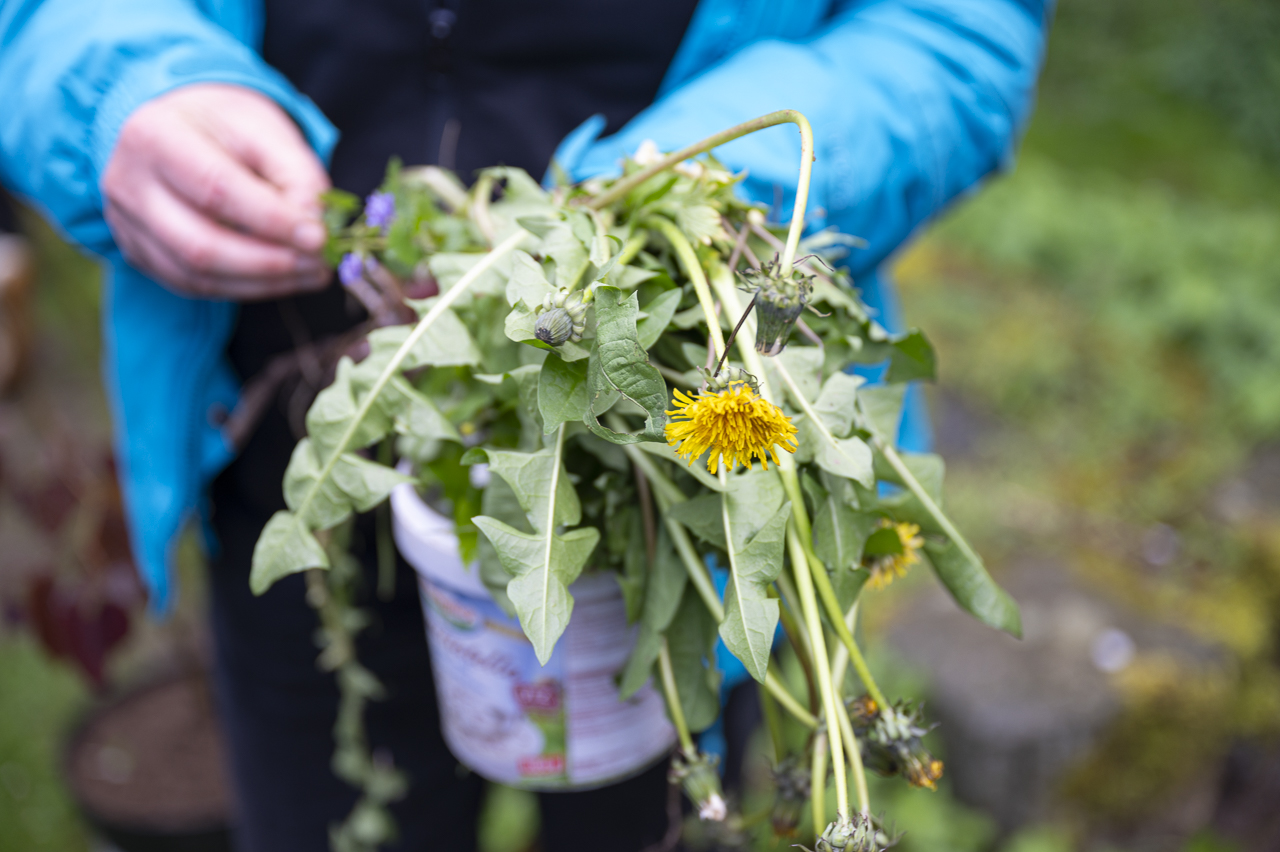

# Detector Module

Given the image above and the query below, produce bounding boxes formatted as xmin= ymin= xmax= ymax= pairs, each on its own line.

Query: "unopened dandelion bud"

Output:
xmin=850 ymin=697 xmax=944 ymax=791
xmin=739 ymin=259 xmax=814 ymax=356
xmin=814 ymin=814 xmax=896 ymax=852
xmin=670 ymin=752 xmax=726 ymax=822
xmin=769 ymin=756 xmax=810 ymax=836
xmin=703 ymin=365 xmax=758 ymax=393
xmin=535 ymin=307 xmax=575 ymax=347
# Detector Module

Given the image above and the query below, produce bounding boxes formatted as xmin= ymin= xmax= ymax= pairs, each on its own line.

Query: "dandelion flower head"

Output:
xmin=866 ymin=520 xmax=923 ymax=590
xmin=665 ymin=380 xmax=798 ymax=474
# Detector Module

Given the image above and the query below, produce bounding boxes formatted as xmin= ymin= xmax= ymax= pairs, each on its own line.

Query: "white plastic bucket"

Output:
xmin=391 ymin=481 xmax=676 ymax=790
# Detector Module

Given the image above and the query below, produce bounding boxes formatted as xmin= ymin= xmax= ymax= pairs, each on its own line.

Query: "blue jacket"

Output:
xmin=0 ymin=0 xmax=1050 ymax=609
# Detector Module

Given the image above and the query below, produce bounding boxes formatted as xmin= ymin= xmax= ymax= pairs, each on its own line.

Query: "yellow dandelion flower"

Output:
xmin=866 ymin=520 xmax=924 ymax=590
xmin=665 ymin=381 xmax=798 ymax=474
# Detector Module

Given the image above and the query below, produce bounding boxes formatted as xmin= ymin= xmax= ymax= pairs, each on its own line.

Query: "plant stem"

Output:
xmin=770 ymin=354 xmax=891 ymax=710
xmin=619 ymin=437 xmax=818 ymax=730
xmin=811 ymin=729 xmax=828 ymax=838
xmin=297 ymin=230 xmax=525 ymax=524
xmin=651 ymin=216 xmax=725 ymax=360
xmin=829 ymin=603 xmax=871 ymax=816
xmin=659 ymin=640 xmax=696 ymax=754
xmin=759 ymin=681 xmax=789 ymax=761
xmin=376 ymin=439 xmax=396 ymax=601
xmin=788 ymin=526 xmax=849 ymax=818
xmin=877 ymin=439 xmax=986 ymax=574
xmin=585 ymin=110 xmax=815 ymax=278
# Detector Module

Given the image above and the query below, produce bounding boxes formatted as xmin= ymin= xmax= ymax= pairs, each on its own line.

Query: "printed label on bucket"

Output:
xmin=419 ymin=574 xmax=675 ymax=789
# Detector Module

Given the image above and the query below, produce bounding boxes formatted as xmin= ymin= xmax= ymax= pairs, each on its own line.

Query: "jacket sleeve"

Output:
xmin=0 ymin=0 xmax=336 ymax=254
xmin=568 ymin=0 xmax=1051 ymax=278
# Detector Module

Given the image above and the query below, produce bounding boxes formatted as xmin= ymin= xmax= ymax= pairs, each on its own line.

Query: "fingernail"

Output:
xmin=294 ymin=255 xmax=325 ymax=274
xmin=293 ymin=221 xmax=326 ymax=251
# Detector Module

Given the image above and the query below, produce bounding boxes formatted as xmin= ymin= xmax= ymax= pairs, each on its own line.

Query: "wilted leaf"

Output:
xmin=250 ymin=511 xmax=329 ymax=595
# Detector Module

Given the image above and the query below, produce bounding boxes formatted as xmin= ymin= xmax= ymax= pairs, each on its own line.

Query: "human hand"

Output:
xmin=102 ymin=83 xmax=332 ymax=300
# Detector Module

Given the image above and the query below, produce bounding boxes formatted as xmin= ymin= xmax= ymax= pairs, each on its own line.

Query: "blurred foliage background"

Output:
xmin=3 ymin=0 xmax=1280 ymax=849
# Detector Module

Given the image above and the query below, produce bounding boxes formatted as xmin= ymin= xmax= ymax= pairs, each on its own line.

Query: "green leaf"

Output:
xmin=470 ymin=436 xmax=600 ymax=663
xmin=874 ymin=451 xmax=946 ymax=521
xmin=583 ymin=286 xmax=668 ymax=442
xmin=674 ymin=204 xmax=723 ymax=246
xmin=814 ymin=433 xmax=875 ymax=488
xmin=886 ymin=329 xmax=937 ymax=383
xmin=306 ymin=358 xmax=392 ymax=461
xmin=370 ymin=306 xmax=481 ymax=368
xmin=674 ymin=493 xmax=726 ymax=550
xmin=383 ymin=377 xmax=461 ymax=444
xmin=774 ymin=346 xmax=824 ymax=405
xmin=812 ymin=372 xmax=864 ymax=437
xmin=635 ymin=441 xmax=726 ymax=492
xmin=719 ymin=472 xmax=790 ymax=682
xmin=636 ymin=288 xmax=684 ymax=350
xmin=475 ymin=475 xmax=526 ymax=614
xmin=540 ymin=219 xmax=590 ymax=289
xmin=428 ymin=251 xmax=512 ymax=297
xmin=472 ymin=518 xmax=599 ymax=664
xmin=857 ymin=384 xmax=906 ymax=445
xmin=250 ymin=511 xmax=329 ymax=595
xmin=505 ymin=250 xmax=555 ymax=308
xmin=665 ymin=586 xmax=722 ymax=733
xmin=922 ymin=539 xmax=1022 ymax=638
xmin=283 ymin=439 xmax=410 ymax=529
xmin=538 ymin=354 xmax=590 ymax=433
xmin=812 ymin=488 xmax=875 ymax=573
xmin=619 ymin=527 xmax=687 ymax=699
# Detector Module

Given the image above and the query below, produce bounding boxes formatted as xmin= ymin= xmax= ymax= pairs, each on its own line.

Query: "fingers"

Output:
xmin=153 ymin=125 xmax=326 ymax=253
xmin=106 ymin=192 xmax=330 ymax=301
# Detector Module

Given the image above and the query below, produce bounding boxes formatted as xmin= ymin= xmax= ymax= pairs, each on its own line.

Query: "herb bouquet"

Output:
xmin=249 ymin=110 xmax=1022 ymax=852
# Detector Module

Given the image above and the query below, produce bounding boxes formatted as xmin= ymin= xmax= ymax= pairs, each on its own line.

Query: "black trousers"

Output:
xmin=208 ymin=496 xmax=673 ymax=852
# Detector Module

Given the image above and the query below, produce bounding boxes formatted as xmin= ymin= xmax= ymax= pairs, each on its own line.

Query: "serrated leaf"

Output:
xmin=635 ymin=441 xmax=726 ymax=492
xmin=584 ymin=286 xmax=668 ymax=442
xmin=473 ymin=517 xmax=600 ymax=664
xmin=505 ymin=250 xmax=555 ymax=308
xmin=383 ymin=377 xmax=461 ymax=443
xmin=636 ymin=288 xmax=683 ymax=350
xmin=250 ymin=511 xmax=329 ymax=595
xmin=538 ymin=354 xmax=590 ymax=433
xmin=427 ymin=251 xmax=511 ymax=297
xmin=857 ymin=384 xmax=907 ymax=444
xmin=306 ymin=359 xmax=392 ymax=461
xmin=812 ymin=372 xmax=864 ymax=437
xmin=540 ymin=220 xmax=590 ymax=289
xmin=471 ymin=434 xmax=600 ymax=662
xmin=774 ymin=346 xmax=823 ymax=405
xmin=475 ymin=475 xmax=525 ymax=614
xmin=284 ymin=439 xmax=409 ymax=529
xmin=815 ymin=434 xmax=875 ymax=487
xmin=719 ymin=472 xmax=790 ymax=682
xmin=923 ymin=539 xmax=1022 ymax=637
xmin=370 ymin=306 xmax=481 ymax=368
xmin=675 ymin=493 xmax=726 ymax=550
xmin=886 ymin=329 xmax=937 ymax=383
xmin=812 ymin=490 xmax=875 ymax=573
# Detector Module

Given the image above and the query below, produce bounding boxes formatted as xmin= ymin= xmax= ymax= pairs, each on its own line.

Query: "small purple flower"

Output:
xmin=338 ymin=252 xmax=364 ymax=286
xmin=364 ymin=191 xmax=396 ymax=230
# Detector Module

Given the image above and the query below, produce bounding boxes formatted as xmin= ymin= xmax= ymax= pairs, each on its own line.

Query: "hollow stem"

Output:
xmin=811 ymin=729 xmax=828 ymax=839
xmin=788 ymin=526 xmax=849 ymax=818
xmin=651 ymin=216 xmax=725 ymax=360
xmin=585 ymin=110 xmax=815 ymax=278
xmin=618 ymin=435 xmax=818 ymax=730
xmin=829 ymin=604 xmax=871 ymax=816
xmin=659 ymin=640 xmax=696 ymax=754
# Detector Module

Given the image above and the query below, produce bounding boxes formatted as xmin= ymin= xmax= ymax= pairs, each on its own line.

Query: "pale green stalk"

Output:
xmin=811 ymin=729 xmax=828 ymax=839
xmin=651 ymin=217 xmax=725 ymax=360
xmin=297 ymin=229 xmax=525 ymax=522
xmin=772 ymin=359 xmax=890 ymax=709
xmin=585 ymin=109 xmax=814 ymax=275
xmin=789 ymin=526 xmax=849 ymax=818
xmin=659 ymin=640 xmax=696 ymax=754
xmin=617 ymin=434 xmax=818 ymax=730
xmin=829 ymin=603 xmax=871 ymax=816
